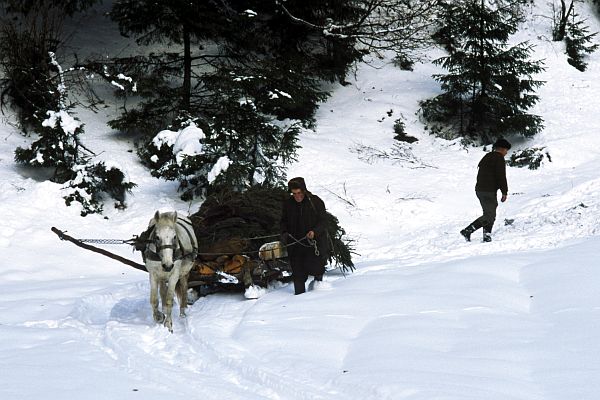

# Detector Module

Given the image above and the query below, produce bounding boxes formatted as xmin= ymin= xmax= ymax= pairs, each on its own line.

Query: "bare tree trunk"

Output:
xmin=555 ymin=0 xmax=575 ymax=41
xmin=182 ymin=24 xmax=191 ymax=110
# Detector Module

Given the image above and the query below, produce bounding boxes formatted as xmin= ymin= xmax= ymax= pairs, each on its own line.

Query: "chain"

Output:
xmin=78 ymin=238 xmax=136 ymax=245
xmin=288 ymin=234 xmax=320 ymax=257
xmin=308 ymin=238 xmax=320 ymax=256
xmin=77 ymin=233 xmax=279 ymax=247
xmin=73 ymin=233 xmax=318 ymax=256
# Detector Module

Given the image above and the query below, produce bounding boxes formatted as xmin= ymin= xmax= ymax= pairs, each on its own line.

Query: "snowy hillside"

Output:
xmin=1 ymin=2 xmax=599 ymax=399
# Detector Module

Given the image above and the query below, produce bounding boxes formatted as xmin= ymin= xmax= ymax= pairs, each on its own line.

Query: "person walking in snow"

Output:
xmin=280 ymin=177 xmax=329 ymax=295
xmin=460 ymin=138 xmax=511 ymax=243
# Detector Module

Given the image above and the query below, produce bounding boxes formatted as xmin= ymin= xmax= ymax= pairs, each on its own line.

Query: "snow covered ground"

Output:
xmin=1 ymin=2 xmax=599 ymax=399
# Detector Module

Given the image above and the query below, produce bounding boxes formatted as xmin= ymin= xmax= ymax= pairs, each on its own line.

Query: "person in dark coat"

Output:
xmin=280 ymin=177 xmax=329 ymax=295
xmin=460 ymin=138 xmax=511 ymax=243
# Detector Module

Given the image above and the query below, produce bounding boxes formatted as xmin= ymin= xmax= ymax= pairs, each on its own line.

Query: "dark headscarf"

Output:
xmin=288 ymin=177 xmax=308 ymax=192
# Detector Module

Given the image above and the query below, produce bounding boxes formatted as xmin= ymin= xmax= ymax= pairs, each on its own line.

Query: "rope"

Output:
xmin=195 ymin=249 xmax=264 ymax=257
xmin=195 ymin=238 xmax=298 ymax=257
xmin=245 ymin=234 xmax=280 ymax=240
xmin=192 ymin=234 xmax=320 ymax=258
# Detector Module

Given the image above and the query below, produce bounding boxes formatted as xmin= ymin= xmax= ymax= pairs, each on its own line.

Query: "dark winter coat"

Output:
xmin=475 ymin=151 xmax=508 ymax=195
xmin=280 ymin=192 xmax=329 ymax=264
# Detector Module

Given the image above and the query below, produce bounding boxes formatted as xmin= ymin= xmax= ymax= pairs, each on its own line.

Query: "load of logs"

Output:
xmin=185 ymin=187 xmax=293 ymax=292
xmin=186 ymin=186 xmax=354 ymax=293
xmin=189 ymin=240 xmax=292 ymax=291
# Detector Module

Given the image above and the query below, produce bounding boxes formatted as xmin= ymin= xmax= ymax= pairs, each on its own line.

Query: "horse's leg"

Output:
xmin=163 ymin=272 xmax=179 ymax=332
xmin=149 ymin=273 xmax=164 ymax=323
xmin=159 ymin=280 xmax=167 ymax=312
xmin=177 ymin=271 xmax=190 ymax=318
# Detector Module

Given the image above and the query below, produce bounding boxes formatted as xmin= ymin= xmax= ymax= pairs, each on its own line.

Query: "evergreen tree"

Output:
xmin=108 ymin=0 xmax=223 ymax=115
xmin=63 ymin=162 xmax=137 ymax=216
xmin=107 ymin=0 xmax=362 ymax=135
xmin=107 ymin=0 xmax=363 ymax=198
xmin=0 ymin=0 xmax=99 ymax=130
xmin=565 ymin=14 xmax=599 ymax=71
xmin=13 ymin=52 xmax=135 ymax=215
xmin=421 ymin=0 xmax=545 ymax=143
xmin=139 ymin=97 xmax=301 ymax=201
xmin=433 ymin=0 xmax=530 ymax=53
xmin=13 ymin=52 xmax=84 ymax=182
xmin=550 ymin=1 xmax=598 ymax=71
xmin=14 ymin=107 xmax=83 ymax=182
xmin=432 ymin=1 xmax=464 ymax=53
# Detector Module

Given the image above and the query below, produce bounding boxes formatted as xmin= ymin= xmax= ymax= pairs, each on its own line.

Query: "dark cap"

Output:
xmin=493 ymin=138 xmax=512 ymax=150
xmin=288 ymin=177 xmax=307 ymax=192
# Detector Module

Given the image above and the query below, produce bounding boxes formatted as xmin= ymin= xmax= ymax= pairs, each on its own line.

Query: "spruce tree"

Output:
xmin=107 ymin=0 xmax=362 ymax=134
xmin=108 ymin=0 xmax=363 ymax=198
xmin=139 ymin=96 xmax=301 ymax=201
xmin=421 ymin=0 xmax=545 ymax=143
xmin=550 ymin=1 xmax=598 ymax=71
xmin=14 ymin=52 xmax=84 ymax=182
xmin=13 ymin=52 xmax=135 ymax=215
xmin=564 ymin=11 xmax=599 ymax=71
xmin=432 ymin=1 xmax=464 ymax=53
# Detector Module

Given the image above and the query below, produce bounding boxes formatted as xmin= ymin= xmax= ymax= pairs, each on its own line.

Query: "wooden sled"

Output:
xmin=51 ymin=227 xmax=292 ymax=295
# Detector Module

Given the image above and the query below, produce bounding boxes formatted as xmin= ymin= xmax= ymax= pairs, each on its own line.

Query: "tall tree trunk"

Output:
xmin=556 ymin=0 xmax=574 ymax=41
xmin=249 ymin=136 xmax=259 ymax=185
xmin=182 ymin=24 xmax=191 ymax=110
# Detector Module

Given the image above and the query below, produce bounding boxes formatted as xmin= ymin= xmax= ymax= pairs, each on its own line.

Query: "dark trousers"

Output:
xmin=289 ymin=246 xmax=325 ymax=295
xmin=471 ymin=191 xmax=498 ymax=232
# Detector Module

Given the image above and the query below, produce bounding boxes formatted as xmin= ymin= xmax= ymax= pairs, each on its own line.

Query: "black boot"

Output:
xmin=461 ymin=219 xmax=484 ymax=242
xmin=460 ymin=224 xmax=477 ymax=242
xmin=292 ymin=270 xmax=308 ymax=295
xmin=483 ymin=227 xmax=492 ymax=242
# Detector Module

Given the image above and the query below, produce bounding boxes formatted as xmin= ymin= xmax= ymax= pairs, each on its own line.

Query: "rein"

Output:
xmin=144 ymin=227 xmax=197 ymax=263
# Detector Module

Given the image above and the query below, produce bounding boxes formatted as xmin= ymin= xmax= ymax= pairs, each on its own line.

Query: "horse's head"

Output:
xmin=152 ymin=210 xmax=179 ymax=272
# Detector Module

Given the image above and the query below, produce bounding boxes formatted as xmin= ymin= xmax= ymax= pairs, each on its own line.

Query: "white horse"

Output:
xmin=143 ymin=211 xmax=198 ymax=332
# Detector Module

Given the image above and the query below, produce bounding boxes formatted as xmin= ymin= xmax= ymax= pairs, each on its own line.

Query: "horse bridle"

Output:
xmin=144 ymin=232 xmax=195 ymax=263
xmin=156 ymin=238 xmax=181 ymax=258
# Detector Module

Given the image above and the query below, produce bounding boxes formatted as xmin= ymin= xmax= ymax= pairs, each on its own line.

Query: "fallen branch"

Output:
xmin=351 ymin=142 xmax=438 ymax=169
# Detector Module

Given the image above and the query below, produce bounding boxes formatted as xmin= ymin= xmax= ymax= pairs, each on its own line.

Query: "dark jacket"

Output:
xmin=280 ymin=192 xmax=329 ymax=261
xmin=475 ymin=151 xmax=508 ymax=195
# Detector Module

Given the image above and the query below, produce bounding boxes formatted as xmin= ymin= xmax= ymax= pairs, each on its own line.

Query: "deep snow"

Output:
xmin=1 ymin=2 xmax=599 ymax=399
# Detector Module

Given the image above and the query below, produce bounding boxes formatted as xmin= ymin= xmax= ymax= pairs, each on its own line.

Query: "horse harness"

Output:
xmin=144 ymin=217 xmax=198 ymax=263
